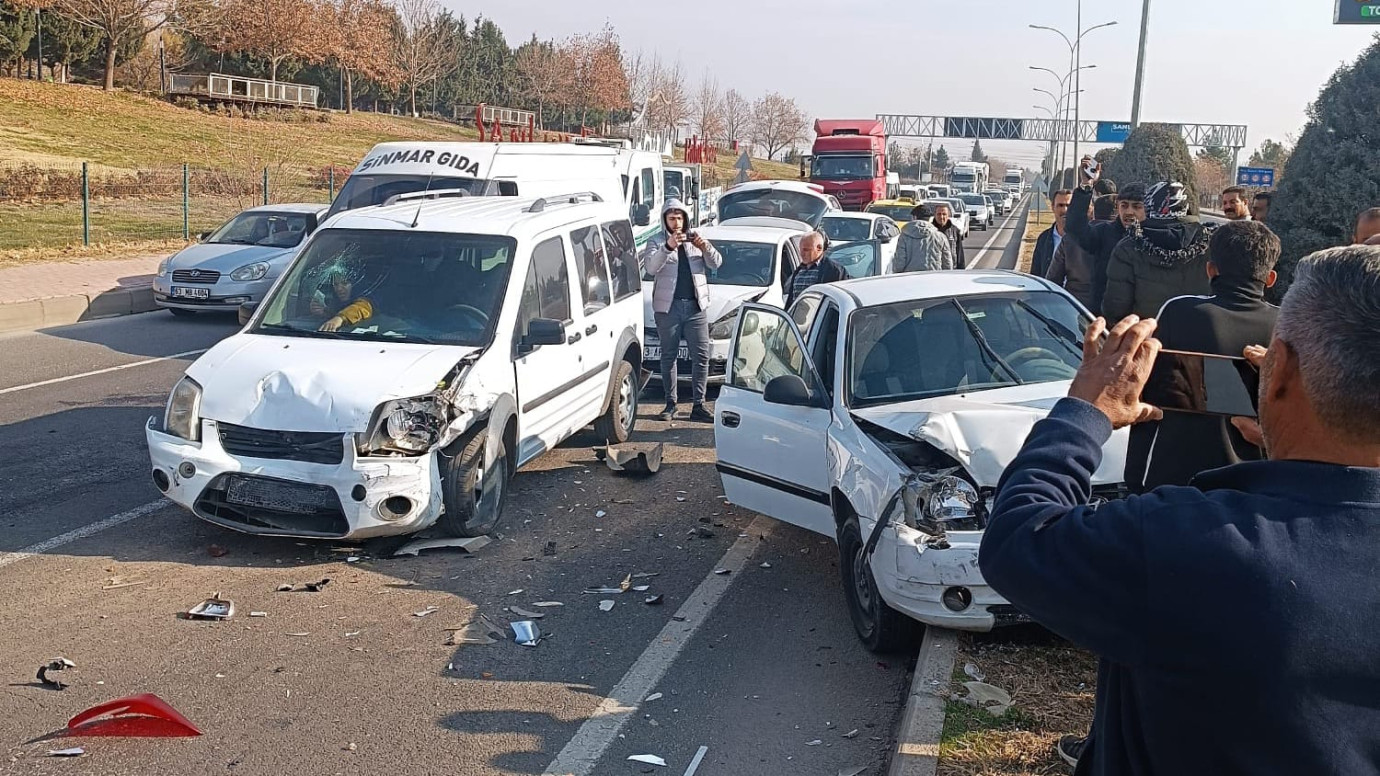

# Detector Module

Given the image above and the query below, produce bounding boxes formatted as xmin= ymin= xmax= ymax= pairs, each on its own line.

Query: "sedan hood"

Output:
xmin=187 ymin=334 xmax=476 ymax=432
xmin=851 ymin=382 xmax=1128 ymax=487
xmin=169 ymin=242 xmax=297 ymax=273
xmin=643 ymin=284 xmax=767 ymax=330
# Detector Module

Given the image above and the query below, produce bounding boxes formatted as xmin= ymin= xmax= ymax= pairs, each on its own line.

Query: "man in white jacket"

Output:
xmin=641 ymin=199 xmax=723 ymax=422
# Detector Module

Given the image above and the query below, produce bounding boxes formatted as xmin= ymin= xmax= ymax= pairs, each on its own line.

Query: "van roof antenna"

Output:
xmin=410 ymin=173 xmax=435 ymax=228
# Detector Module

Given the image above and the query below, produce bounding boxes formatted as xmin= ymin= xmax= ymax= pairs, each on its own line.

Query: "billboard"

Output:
xmin=1096 ymin=122 xmax=1132 ymax=143
xmin=1236 ymin=167 xmax=1276 ymax=187
xmin=1336 ymin=0 xmax=1380 ymax=23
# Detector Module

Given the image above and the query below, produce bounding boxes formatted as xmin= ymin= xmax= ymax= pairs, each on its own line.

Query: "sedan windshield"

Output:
xmin=206 ymin=212 xmax=314 ymax=248
xmin=325 ymin=174 xmax=513 ymax=220
xmin=960 ymin=194 xmax=986 ymax=206
xmin=848 ymin=291 xmax=1087 ymax=407
xmin=810 ymin=155 xmax=873 ymax=181
xmin=717 ymin=189 xmax=829 ymax=227
xmin=820 ymin=216 xmax=874 ymax=242
xmin=253 ymin=228 xmax=516 ymax=346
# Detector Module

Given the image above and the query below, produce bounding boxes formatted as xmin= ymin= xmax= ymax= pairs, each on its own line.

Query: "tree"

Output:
xmin=1270 ymin=37 xmax=1380 ymax=295
xmin=932 ymin=145 xmax=950 ymax=172
xmin=986 ymin=156 xmax=1008 ymax=185
xmin=970 ymin=140 xmax=986 ymax=163
xmin=1094 ymin=147 xmax=1120 ymax=176
xmin=1196 ymin=144 xmax=1234 ymax=170
xmin=325 ymin=0 xmax=395 ymax=113
xmin=28 ymin=7 xmax=100 ymax=82
xmin=690 ymin=70 xmax=722 ymax=140
xmin=48 ymin=0 xmax=180 ymax=88
xmin=721 ymin=87 xmax=749 ymax=145
xmin=1247 ymin=137 xmax=1293 ymax=174
xmin=1102 ymin=123 xmax=1197 ymax=205
xmin=389 ymin=0 xmax=455 ymax=116
xmin=566 ymin=24 xmax=628 ymax=130
xmin=513 ymin=36 xmax=567 ymax=128
xmin=0 ymin=0 xmax=37 ymax=76
xmin=209 ymin=0 xmax=327 ymax=82
xmin=749 ymin=91 xmax=806 ymax=160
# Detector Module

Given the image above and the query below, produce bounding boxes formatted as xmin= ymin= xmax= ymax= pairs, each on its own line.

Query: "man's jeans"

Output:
xmin=654 ymin=298 xmax=710 ymax=405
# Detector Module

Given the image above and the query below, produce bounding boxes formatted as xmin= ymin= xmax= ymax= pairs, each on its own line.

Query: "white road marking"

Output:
xmin=0 ymin=500 xmax=170 ymax=570
xmin=543 ymin=516 xmax=773 ymax=776
xmin=0 ymin=349 xmax=208 ymax=395
xmin=969 ymin=203 xmax=1027 ymax=270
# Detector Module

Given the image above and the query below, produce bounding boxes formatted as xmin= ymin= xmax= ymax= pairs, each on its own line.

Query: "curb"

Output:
xmin=0 ymin=286 xmax=159 ymax=335
xmin=889 ymin=627 xmax=959 ymax=776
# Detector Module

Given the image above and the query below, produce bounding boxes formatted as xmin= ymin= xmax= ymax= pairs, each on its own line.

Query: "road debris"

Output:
xmin=619 ymin=573 xmax=633 ymax=592
xmin=249 ymin=611 xmax=268 ymax=618
xmin=509 ymin=606 xmax=545 ymax=619
xmin=632 ymin=572 xmax=660 ymax=579
xmin=393 ymin=536 xmax=492 ymax=557
xmin=507 ymin=589 xmax=524 ymax=595
xmin=584 ymin=587 xmax=624 ymax=595
xmin=842 ymin=728 xmax=859 ymax=739
xmin=644 ymin=594 xmax=664 ymax=606
xmin=182 ymin=594 xmax=234 ymax=620
xmin=345 ymin=742 xmax=357 ymax=751
xmin=66 ymin=693 xmax=202 ymax=737
xmin=446 ymin=615 xmax=503 ymax=646
xmin=964 ymin=662 xmax=986 ymax=682
xmin=676 ymin=497 xmax=686 ymax=502
xmin=713 ymin=568 xmax=731 ymax=575
xmin=414 ymin=606 xmax=440 ymax=618
xmin=645 ymin=693 xmax=663 ymax=702
xmin=632 ymin=585 xmax=651 ymax=592
xmin=532 ymin=601 xmax=564 ymax=607
xmin=346 ymin=556 xmax=361 ymax=563
xmin=805 ymin=739 xmax=823 ymax=746
xmin=958 ymin=681 xmax=1012 ymax=716
xmin=37 ymin=658 xmax=76 ymax=690
xmin=627 ymin=754 xmax=667 ymax=767
xmin=102 ymin=576 xmax=148 ymax=590
xmin=286 ymin=632 xmax=310 ymax=637
xmin=542 ymin=541 xmax=558 ymax=557
xmin=596 ymin=510 xmax=607 ymax=518
xmin=47 ymin=747 xmax=85 ymax=757
xmin=692 ymin=526 xmax=715 ymax=539
xmin=760 ymin=562 xmax=772 ymax=569
xmin=598 ymin=600 xmax=616 ymax=612
xmin=207 ymin=544 xmax=229 ymax=557
xmin=683 ymin=745 xmax=709 ymax=776
xmin=511 ymin=621 xmax=541 ymax=647
xmin=596 ymin=442 xmax=664 ymax=475
xmin=839 ymin=768 xmax=867 ymax=776
xmin=278 ymin=579 xmax=331 ymax=593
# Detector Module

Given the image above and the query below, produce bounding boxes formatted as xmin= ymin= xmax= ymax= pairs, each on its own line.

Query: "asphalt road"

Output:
xmin=0 ymin=199 xmax=1029 ymax=776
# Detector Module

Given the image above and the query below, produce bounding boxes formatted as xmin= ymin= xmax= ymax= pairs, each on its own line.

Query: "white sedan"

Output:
xmin=713 ymin=271 xmax=1129 ymax=650
xmin=819 ymin=212 xmax=900 ymax=274
xmin=959 ymin=193 xmax=993 ymax=230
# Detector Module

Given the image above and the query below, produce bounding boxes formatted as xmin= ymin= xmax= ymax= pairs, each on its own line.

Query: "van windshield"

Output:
xmin=253 ymin=228 xmax=516 ymax=347
xmin=324 ymin=175 xmax=515 ymax=220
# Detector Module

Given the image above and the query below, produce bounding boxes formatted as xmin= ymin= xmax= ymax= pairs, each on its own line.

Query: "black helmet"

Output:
xmin=1144 ymin=181 xmax=1189 ymax=221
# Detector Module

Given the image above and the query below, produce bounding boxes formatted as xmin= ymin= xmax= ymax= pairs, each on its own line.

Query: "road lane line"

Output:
xmin=543 ymin=516 xmax=774 ymax=776
xmin=0 ymin=500 xmax=170 ymax=570
xmin=969 ymin=202 xmax=1027 ymax=269
xmin=0 ymin=349 xmax=208 ymax=395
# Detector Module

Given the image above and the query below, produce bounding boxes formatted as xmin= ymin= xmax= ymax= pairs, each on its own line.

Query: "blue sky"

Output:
xmin=465 ymin=0 xmax=1377 ymax=169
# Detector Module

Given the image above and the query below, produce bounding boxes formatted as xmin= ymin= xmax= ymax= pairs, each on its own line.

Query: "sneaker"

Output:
xmin=689 ymin=404 xmax=714 ymax=423
xmin=658 ymin=404 xmax=676 ymax=421
xmin=1056 ymin=734 xmax=1087 ymax=767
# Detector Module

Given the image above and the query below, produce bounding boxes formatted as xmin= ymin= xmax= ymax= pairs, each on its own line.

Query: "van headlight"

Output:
xmin=230 ymin=262 xmax=270 ymax=282
xmin=709 ymin=311 xmax=739 ymax=340
xmin=163 ymin=376 xmax=202 ymax=441
xmin=358 ymin=396 xmax=448 ymax=455
xmin=897 ymin=470 xmax=981 ymax=535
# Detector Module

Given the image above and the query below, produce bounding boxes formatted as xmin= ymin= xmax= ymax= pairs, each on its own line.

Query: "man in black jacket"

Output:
xmin=1031 ymin=189 xmax=1072 ymax=277
xmin=1128 ymin=220 xmax=1280 ymax=490
xmin=931 ymin=202 xmax=967 ymax=269
xmin=980 ymin=244 xmax=1380 ymax=776
xmin=1066 ymin=172 xmax=1146 ymax=315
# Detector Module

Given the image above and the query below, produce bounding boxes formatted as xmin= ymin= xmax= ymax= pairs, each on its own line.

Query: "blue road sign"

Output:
xmin=1096 ymin=122 xmax=1132 ymax=143
xmin=1236 ymin=167 xmax=1275 ymax=187
xmin=1336 ymin=0 xmax=1380 ymax=23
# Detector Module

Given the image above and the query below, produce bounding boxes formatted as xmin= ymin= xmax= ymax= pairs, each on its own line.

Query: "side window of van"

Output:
xmin=602 ymin=220 xmax=641 ymax=302
xmin=628 ymin=178 xmax=641 ymax=221
xmin=520 ymin=236 xmax=572 ymax=329
xmin=639 ymin=168 xmax=656 ymax=211
xmin=570 ymin=225 xmax=612 ymax=314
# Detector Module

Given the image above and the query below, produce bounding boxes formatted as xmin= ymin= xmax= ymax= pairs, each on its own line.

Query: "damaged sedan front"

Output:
xmin=714 ymin=272 xmax=1128 ymax=651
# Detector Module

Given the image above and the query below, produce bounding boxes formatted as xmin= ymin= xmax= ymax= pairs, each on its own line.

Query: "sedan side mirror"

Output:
xmin=238 ymin=301 xmax=259 ymax=326
xmin=520 ymin=318 xmax=566 ymax=354
xmin=763 ymin=374 xmax=824 ymax=408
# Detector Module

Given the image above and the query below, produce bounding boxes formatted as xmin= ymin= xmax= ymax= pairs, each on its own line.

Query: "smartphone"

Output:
xmin=1144 ymin=350 xmax=1259 ymax=418
xmin=1082 ymin=159 xmax=1100 ymax=179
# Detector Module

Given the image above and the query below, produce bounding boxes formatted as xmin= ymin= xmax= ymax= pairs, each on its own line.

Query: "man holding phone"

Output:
xmin=1129 ymin=220 xmax=1281 ymax=490
xmin=1066 ymin=157 xmax=1146 ymax=314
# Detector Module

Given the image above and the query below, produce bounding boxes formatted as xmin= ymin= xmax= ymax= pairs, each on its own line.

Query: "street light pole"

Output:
xmin=1131 ymin=0 xmax=1152 ymax=128
xmin=1073 ymin=0 xmax=1082 ymax=167
xmin=1032 ymin=15 xmax=1116 ymax=187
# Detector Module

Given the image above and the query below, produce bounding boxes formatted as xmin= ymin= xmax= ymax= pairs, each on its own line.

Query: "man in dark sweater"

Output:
xmin=980 ymin=245 xmax=1380 ymax=776
xmin=1066 ymin=174 xmax=1146 ymax=315
xmin=1126 ymin=220 xmax=1281 ymax=490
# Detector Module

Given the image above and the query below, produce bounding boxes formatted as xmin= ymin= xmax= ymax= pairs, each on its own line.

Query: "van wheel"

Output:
xmin=838 ymin=517 xmax=921 ymax=654
xmin=593 ymin=359 xmax=638 ymax=444
xmin=437 ymin=428 xmax=509 ymax=537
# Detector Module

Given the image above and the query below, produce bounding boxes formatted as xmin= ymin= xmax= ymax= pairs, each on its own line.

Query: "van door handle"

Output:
xmin=586 ymin=324 xmax=598 ymax=336
xmin=721 ymin=411 xmax=740 ymax=428
xmin=567 ymin=332 xmax=582 ymax=344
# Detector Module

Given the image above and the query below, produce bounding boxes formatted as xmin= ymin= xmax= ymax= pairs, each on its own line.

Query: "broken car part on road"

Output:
xmin=37 ymin=658 xmax=76 ymax=690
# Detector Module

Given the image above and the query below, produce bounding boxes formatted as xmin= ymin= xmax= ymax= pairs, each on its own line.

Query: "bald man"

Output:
xmin=784 ymin=231 xmax=846 ymax=309
xmin=1354 ymin=208 xmax=1380 ymax=244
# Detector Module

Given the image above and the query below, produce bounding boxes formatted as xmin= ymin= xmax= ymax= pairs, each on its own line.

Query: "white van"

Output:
xmin=148 ymin=192 xmax=645 ymax=540
xmin=328 ymin=141 xmax=665 ymax=246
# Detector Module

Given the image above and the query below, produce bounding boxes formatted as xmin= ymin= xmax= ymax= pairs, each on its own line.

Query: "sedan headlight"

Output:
xmin=358 ymin=396 xmax=448 ymax=456
xmin=709 ymin=310 xmax=739 ymax=340
xmin=163 ymin=376 xmax=202 ymax=441
xmin=898 ymin=470 xmax=981 ymax=536
xmin=230 ymin=262 xmax=270 ymax=282
xmin=157 ymin=257 xmax=172 ymax=278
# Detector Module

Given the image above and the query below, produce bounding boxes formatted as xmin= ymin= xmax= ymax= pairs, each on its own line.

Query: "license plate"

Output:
xmin=172 ymin=286 xmax=210 ymax=300
xmin=225 ymin=476 xmax=332 ymax=514
xmin=646 ymin=345 xmax=690 ymax=361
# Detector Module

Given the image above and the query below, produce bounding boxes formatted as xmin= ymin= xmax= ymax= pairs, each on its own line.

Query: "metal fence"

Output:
xmin=0 ymin=161 xmax=353 ymax=251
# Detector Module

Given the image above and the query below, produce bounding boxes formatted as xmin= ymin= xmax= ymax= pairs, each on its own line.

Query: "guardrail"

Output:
xmin=168 ymin=73 xmax=319 ymax=108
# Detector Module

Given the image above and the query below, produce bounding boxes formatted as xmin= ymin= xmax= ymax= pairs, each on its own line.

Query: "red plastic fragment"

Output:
xmin=66 ymin=693 xmax=202 ymax=737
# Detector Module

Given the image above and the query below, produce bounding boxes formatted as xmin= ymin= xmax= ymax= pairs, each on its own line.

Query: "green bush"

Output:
xmin=1269 ymin=37 xmax=1380 ymax=297
xmin=1103 ymin=123 xmax=1197 ymax=209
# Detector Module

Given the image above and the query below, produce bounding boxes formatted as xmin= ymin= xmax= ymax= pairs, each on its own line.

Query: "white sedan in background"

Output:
xmin=959 ymin=193 xmax=993 ymax=231
xmin=713 ymin=270 xmax=1129 ymax=650
xmin=819 ymin=212 xmax=900 ymax=275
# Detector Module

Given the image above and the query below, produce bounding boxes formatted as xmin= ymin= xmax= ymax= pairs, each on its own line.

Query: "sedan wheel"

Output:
xmin=838 ymin=517 xmax=920 ymax=653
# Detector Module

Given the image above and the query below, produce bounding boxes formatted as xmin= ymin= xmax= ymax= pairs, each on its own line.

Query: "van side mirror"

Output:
xmin=238 ymin=301 xmax=259 ymax=326
xmin=633 ymin=204 xmax=651 ymax=226
xmin=763 ymin=374 xmax=824 ymax=408
xmin=520 ymin=318 xmax=565 ymax=354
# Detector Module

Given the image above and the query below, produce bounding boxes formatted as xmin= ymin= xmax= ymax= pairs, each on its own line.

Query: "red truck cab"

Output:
xmin=805 ymin=119 xmax=887 ymax=211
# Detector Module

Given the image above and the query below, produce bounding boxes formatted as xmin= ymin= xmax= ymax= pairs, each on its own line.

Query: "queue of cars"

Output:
xmin=147 ymin=142 xmax=1110 ymax=652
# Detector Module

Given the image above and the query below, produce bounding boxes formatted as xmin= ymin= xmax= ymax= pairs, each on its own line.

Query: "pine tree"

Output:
xmin=970 ymin=140 xmax=986 ymax=162
xmin=1102 ymin=123 xmax=1197 ymax=205
xmin=932 ymin=145 xmax=950 ymax=172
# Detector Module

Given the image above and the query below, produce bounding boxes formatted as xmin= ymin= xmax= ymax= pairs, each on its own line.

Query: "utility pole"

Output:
xmin=35 ymin=8 xmax=43 ymax=81
xmin=1131 ymin=0 xmax=1152 ymax=128
xmin=1073 ymin=0 xmax=1083 ymax=169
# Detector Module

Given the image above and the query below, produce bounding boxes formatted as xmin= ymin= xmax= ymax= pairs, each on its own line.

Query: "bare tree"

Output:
xmin=327 ymin=0 xmax=396 ymax=113
xmin=514 ymin=36 xmax=568 ymax=128
xmin=647 ymin=59 xmax=688 ymax=138
xmin=721 ymin=88 xmax=750 ymax=146
xmin=51 ymin=0 xmax=183 ymax=89
xmin=390 ymin=0 xmax=455 ymax=116
xmin=750 ymin=92 xmax=807 ymax=160
xmin=566 ymin=24 xmax=629 ymax=130
xmin=691 ymin=70 xmax=723 ymax=141
xmin=621 ymin=47 xmax=658 ymax=125
xmin=211 ymin=0 xmax=329 ymax=82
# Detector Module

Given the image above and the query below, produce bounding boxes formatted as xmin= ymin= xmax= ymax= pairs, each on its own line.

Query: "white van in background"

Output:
xmin=328 ymin=141 xmax=665 ymax=246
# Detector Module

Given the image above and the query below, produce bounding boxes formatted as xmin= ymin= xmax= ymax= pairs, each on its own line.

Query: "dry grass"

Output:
xmin=1016 ymin=197 xmax=1055 ymax=274
xmin=937 ymin=629 xmax=1097 ymax=776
